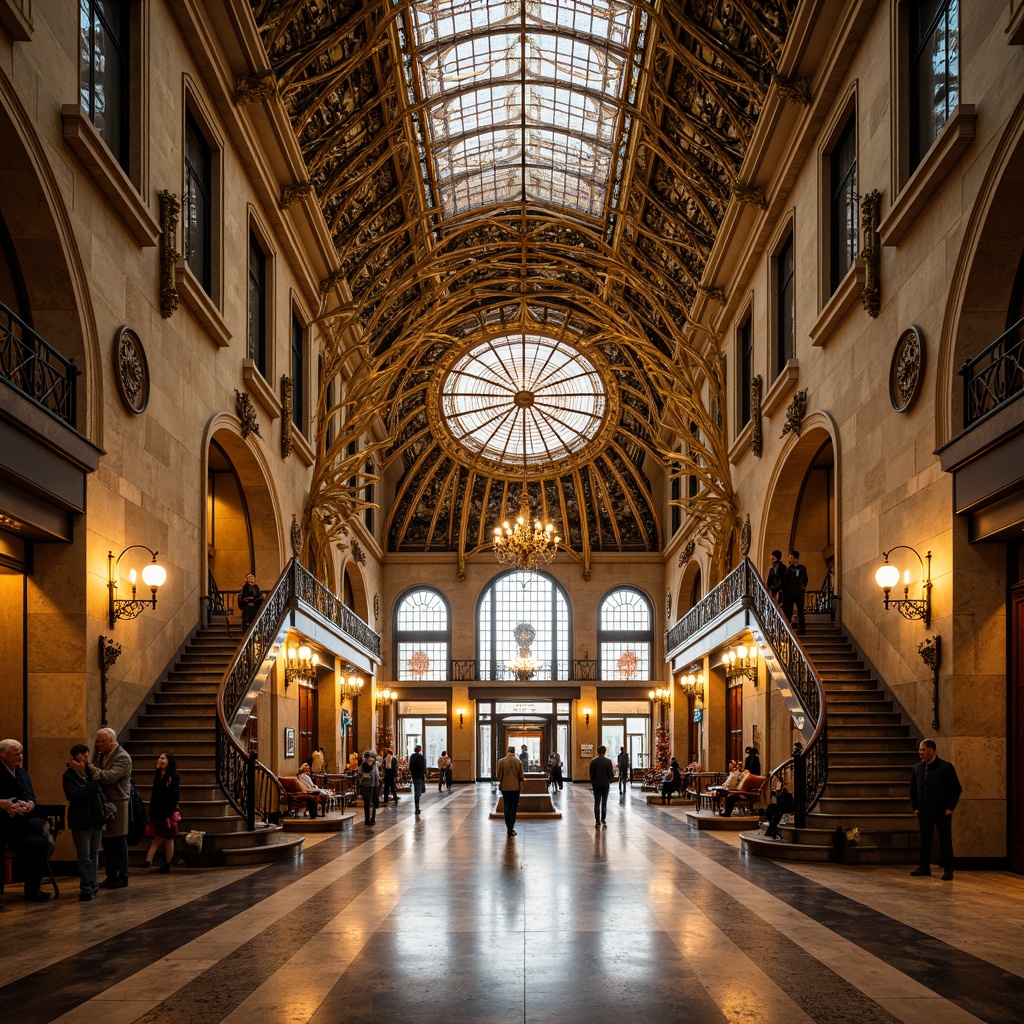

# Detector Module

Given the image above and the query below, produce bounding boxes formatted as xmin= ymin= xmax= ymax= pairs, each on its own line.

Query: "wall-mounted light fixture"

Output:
xmin=108 ymin=546 xmax=166 ymax=628
xmin=647 ymin=687 xmax=671 ymax=707
xmin=722 ymin=644 xmax=759 ymax=685
xmin=339 ymin=674 xmax=364 ymax=701
xmin=875 ymin=546 xmax=931 ymax=628
xmin=284 ymin=643 xmax=319 ymax=692
xmin=582 ymin=705 xmax=592 ymax=727
xmin=376 ymin=687 xmax=397 ymax=711
xmin=456 ymin=706 xmax=466 ymax=729
xmin=679 ymin=670 xmax=705 ymax=706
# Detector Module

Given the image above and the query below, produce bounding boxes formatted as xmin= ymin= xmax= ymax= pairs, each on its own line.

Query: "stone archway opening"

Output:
xmin=343 ymin=560 xmax=369 ymax=622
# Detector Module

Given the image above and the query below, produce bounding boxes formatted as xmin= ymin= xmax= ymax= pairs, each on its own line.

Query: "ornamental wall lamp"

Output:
xmin=339 ymin=674 xmax=365 ymax=701
xmin=678 ymin=670 xmax=705 ymax=705
xmin=456 ymin=706 xmax=466 ymax=729
xmin=582 ymin=705 xmax=592 ymax=727
xmin=283 ymin=643 xmax=319 ymax=692
xmin=108 ymin=545 xmax=167 ymax=629
xmin=647 ymin=687 xmax=671 ymax=707
xmin=875 ymin=546 xmax=931 ymax=628
xmin=722 ymin=644 xmax=759 ymax=685
xmin=375 ymin=687 xmax=397 ymax=711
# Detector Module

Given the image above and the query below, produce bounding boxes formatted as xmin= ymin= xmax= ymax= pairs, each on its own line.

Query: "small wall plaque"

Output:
xmin=114 ymin=326 xmax=150 ymax=414
xmin=890 ymin=325 xmax=924 ymax=413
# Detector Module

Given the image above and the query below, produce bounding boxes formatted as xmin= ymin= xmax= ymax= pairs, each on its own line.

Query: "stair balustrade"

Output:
xmin=216 ymin=558 xmax=381 ymax=829
xmin=665 ymin=557 xmax=829 ymax=826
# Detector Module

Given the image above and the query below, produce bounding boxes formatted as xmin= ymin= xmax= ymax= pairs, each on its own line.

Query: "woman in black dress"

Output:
xmin=144 ymin=751 xmax=180 ymax=873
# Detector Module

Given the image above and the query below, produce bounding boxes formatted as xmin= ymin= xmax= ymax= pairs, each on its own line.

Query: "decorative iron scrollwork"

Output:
xmin=918 ymin=634 xmax=941 ymax=729
xmin=351 ymin=539 xmax=366 ymax=566
xmin=740 ymin=514 xmax=751 ymax=556
xmin=860 ymin=189 xmax=881 ymax=317
xmin=678 ymin=538 xmax=695 ymax=567
xmin=158 ymin=190 xmax=180 ymax=319
xmin=280 ymin=375 xmax=293 ymax=457
xmin=235 ymin=390 xmax=261 ymax=439
xmin=781 ymin=389 xmax=807 ymax=439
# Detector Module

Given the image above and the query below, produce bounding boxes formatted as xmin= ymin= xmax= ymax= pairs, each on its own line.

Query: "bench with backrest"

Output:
xmin=279 ymin=777 xmax=322 ymax=817
xmin=713 ymin=774 xmax=768 ymax=816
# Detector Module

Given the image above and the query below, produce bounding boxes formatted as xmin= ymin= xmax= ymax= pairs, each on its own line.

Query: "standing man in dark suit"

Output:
xmin=89 ymin=727 xmax=133 ymax=889
xmin=408 ymin=744 xmax=427 ymax=815
xmin=495 ymin=746 xmax=524 ymax=837
xmin=0 ymin=738 xmax=52 ymax=902
xmin=590 ymin=745 xmax=615 ymax=829
xmin=765 ymin=549 xmax=786 ymax=606
xmin=238 ymin=573 xmax=263 ymax=628
xmin=910 ymin=738 xmax=962 ymax=880
xmin=782 ymin=550 xmax=809 ymax=634
xmin=616 ymin=746 xmax=630 ymax=796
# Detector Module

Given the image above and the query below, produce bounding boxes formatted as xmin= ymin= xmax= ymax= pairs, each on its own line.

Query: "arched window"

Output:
xmin=394 ymin=588 xmax=450 ymax=681
xmin=598 ymin=587 xmax=653 ymax=681
xmin=478 ymin=571 xmax=570 ymax=680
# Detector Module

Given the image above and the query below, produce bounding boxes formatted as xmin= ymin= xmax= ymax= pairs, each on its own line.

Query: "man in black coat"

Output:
xmin=781 ymin=550 xmax=809 ymax=634
xmin=765 ymin=549 xmax=786 ymax=606
xmin=408 ymin=744 xmax=427 ymax=815
xmin=238 ymin=573 xmax=263 ymax=628
xmin=589 ymin=745 xmax=615 ymax=829
xmin=909 ymin=738 xmax=962 ymax=880
xmin=0 ymin=738 xmax=52 ymax=902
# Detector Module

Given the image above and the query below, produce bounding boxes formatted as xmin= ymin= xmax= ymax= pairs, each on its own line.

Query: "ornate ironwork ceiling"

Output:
xmin=247 ymin=0 xmax=797 ymax=578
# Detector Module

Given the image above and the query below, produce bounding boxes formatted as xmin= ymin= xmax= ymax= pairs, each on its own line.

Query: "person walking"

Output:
xmin=781 ymin=550 xmax=809 ymax=634
xmin=408 ymin=744 xmax=427 ymax=815
xmin=496 ymin=746 xmax=524 ymax=837
xmin=437 ymin=750 xmax=453 ymax=792
xmin=518 ymin=744 xmax=530 ymax=769
xmin=89 ymin=727 xmax=133 ymax=889
xmin=909 ymin=738 xmax=962 ymax=880
xmin=63 ymin=743 xmax=106 ymax=900
xmin=548 ymin=751 xmax=564 ymax=792
xmin=590 ymin=745 xmax=615 ymax=828
xmin=765 ymin=549 xmax=786 ymax=606
xmin=1 ymin=738 xmax=53 ymax=902
xmin=143 ymin=752 xmax=180 ymax=873
xmin=238 ymin=572 xmax=263 ymax=628
xmin=616 ymin=746 xmax=630 ymax=796
xmin=358 ymin=750 xmax=381 ymax=827
xmin=381 ymin=748 xmax=399 ymax=805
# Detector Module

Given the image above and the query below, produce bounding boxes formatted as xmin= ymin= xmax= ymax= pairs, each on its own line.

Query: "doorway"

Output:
xmin=726 ymin=682 xmax=743 ymax=765
xmin=298 ymin=679 xmax=317 ymax=767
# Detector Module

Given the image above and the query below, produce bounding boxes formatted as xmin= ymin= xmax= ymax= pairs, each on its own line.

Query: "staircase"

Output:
xmin=743 ymin=618 xmax=920 ymax=863
xmin=123 ymin=623 xmax=304 ymax=867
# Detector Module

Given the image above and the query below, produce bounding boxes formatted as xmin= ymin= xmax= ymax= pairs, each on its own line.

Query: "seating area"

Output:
xmin=1 ymin=802 xmax=64 ymax=901
xmin=707 ymin=774 xmax=768 ymax=816
xmin=278 ymin=777 xmax=324 ymax=818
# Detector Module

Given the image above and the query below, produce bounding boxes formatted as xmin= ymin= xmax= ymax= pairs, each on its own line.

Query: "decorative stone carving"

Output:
xmin=740 ymin=514 xmax=751 ymax=556
xmin=860 ymin=189 xmax=881 ymax=317
xmin=236 ymin=71 xmax=277 ymax=104
xmin=772 ymin=74 xmax=811 ymax=106
xmin=677 ymin=538 xmax=695 ymax=567
xmin=158 ymin=190 xmax=180 ymax=319
xmin=114 ymin=326 xmax=150 ymax=415
xmin=889 ymin=325 xmax=924 ymax=413
xmin=781 ymin=389 xmax=807 ymax=439
xmin=235 ymin=390 xmax=261 ymax=439
xmin=351 ymin=539 xmax=366 ymax=566
xmin=280 ymin=375 xmax=293 ymax=457
xmin=751 ymin=374 xmax=762 ymax=457
xmin=374 ymin=593 xmax=380 ymax=621
xmin=290 ymin=514 xmax=302 ymax=557
xmin=99 ymin=635 xmax=121 ymax=728
xmin=697 ymin=285 xmax=726 ymax=303
xmin=281 ymin=181 xmax=315 ymax=208
xmin=918 ymin=635 xmax=941 ymax=729
xmin=665 ymin=590 xmax=671 ymax=620
xmin=731 ymin=181 xmax=767 ymax=209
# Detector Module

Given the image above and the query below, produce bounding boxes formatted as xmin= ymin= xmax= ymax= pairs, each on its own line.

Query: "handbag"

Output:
xmin=144 ymin=821 xmax=157 ymax=838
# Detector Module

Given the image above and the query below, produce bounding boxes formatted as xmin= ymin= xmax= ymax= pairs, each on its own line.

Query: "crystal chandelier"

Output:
xmin=505 ymin=622 xmax=539 ymax=680
xmin=493 ymin=490 xmax=560 ymax=571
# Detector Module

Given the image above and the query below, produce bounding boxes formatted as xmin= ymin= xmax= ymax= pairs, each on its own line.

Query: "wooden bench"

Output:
xmin=279 ymin=777 xmax=323 ymax=817
xmin=711 ymin=774 xmax=768 ymax=816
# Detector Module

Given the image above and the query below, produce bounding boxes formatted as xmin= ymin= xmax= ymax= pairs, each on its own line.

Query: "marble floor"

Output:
xmin=3 ymin=784 xmax=1023 ymax=1024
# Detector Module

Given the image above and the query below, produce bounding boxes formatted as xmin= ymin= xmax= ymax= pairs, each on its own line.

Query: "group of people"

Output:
xmin=1 ymin=730 xmax=181 ymax=903
xmin=355 ymin=745 xmax=456 ymax=826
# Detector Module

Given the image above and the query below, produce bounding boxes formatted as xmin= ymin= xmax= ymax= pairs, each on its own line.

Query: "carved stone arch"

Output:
xmin=677 ymin=559 xmax=703 ymax=618
xmin=341 ymin=558 xmax=369 ymax=622
xmin=936 ymin=92 xmax=1024 ymax=445
xmin=0 ymin=74 xmax=102 ymax=441
xmin=202 ymin=413 xmax=285 ymax=599
xmin=759 ymin=411 xmax=842 ymax=595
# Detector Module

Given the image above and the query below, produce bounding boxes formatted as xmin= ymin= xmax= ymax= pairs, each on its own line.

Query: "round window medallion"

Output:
xmin=114 ymin=326 xmax=150 ymax=415
xmin=889 ymin=325 xmax=924 ymax=413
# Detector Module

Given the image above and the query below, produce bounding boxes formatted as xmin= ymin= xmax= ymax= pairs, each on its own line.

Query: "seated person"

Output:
xmin=763 ymin=784 xmax=795 ymax=838
xmin=0 ymin=738 xmax=53 ymax=902
xmin=705 ymin=762 xmax=748 ymax=808
xmin=296 ymin=763 xmax=329 ymax=817
xmin=722 ymin=773 xmax=766 ymax=816
xmin=660 ymin=758 xmax=683 ymax=802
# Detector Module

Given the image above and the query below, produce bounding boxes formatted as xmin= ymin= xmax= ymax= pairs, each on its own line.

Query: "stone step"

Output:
xmin=827 ymin=749 xmax=918 ymax=767
xmin=141 ymin=712 xmax=215 ymax=728
xmin=129 ymin=726 xmax=215 ymax=742
xmin=828 ymin=736 xmax=918 ymax=752
xmin=827 ymin=710 xmax=904 ymax=725
xmin=825 ymin=697 xmax=892 ymax=712
xmin=829 ymin=723 xmax=910 ymax=738
xmin=151 ymin=693 xmax=217 ymax=707
xmin=221 ymin=834 xmax=304 ymax=866
xmin=807 ymin=809 xmax=919 ymax=829
xmin=124 ymin=740 xmax=216 ymax=756
xmin=828 ymin=764 xmax=914 ymax=783
xmin=822 ymin=780 xmax=911 ymax=799
xmin=816 ymin=667 xmax=874 ymax=680
xmin=822 ymin=678 xmax=879 ymax=690
xmin=164 ymin=674 xmax=221 ymax=687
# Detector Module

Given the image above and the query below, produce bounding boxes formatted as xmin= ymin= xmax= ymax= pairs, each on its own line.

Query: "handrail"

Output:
xmin=665 ymin=557 xmax=828 ymax=825
xmin=215 ymin=558 xmax=382 ymax=828
xmin=0 ymin=299 xmax=79 ymax=426
xmin=959 ymin=314 xmax=1024 ymax=427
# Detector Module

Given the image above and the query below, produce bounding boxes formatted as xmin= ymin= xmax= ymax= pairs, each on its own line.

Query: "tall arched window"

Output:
xmin=478 ymin=571 xmax=570 ymax=680
xmin=394 ymin=588 xmax=450 ymax=681
xmin=598 ymin=587 xmax=653 ymax=681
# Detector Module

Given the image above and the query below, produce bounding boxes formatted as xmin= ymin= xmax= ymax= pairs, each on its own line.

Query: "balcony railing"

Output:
xmin=960 ymin=315 xmax=1024 ymax=428
xmin=0 ymin=300 xmax=79 ymax=427
xmin=446 ymin=658 xmax=630 ymax=683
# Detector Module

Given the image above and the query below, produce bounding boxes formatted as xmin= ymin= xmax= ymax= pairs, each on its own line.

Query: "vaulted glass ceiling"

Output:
xmin=404 ymin=0 xmax=645 ymax=219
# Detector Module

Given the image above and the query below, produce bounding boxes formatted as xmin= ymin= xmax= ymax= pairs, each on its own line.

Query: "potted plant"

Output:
xmin=832 ymin=826 xmax=861 ymax=865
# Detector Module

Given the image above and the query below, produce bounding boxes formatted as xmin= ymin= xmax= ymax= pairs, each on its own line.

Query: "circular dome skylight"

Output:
xmin=441 ymin=335 xmax=607 ymax=467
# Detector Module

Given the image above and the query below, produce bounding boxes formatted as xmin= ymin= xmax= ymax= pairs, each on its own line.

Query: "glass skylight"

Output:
xmin=441 ymin=334 xmax=606 ymax=465
xmin=407 ymin=0 xmax=642 ymax=217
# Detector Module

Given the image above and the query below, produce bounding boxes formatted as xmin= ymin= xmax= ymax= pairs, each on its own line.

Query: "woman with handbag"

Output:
xmin=144 ymin=751 xmax=180 ymax=872
xmin=358 ymin=750 xmax=381 ymax=827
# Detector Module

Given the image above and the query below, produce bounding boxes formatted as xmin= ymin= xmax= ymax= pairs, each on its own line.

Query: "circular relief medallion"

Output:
xmin=114 ymin=326 xmax=150 ymax=415
xmin=889 ymin=325 xmax=924 ymax=413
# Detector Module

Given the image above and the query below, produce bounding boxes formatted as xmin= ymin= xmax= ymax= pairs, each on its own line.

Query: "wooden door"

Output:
xmin=1012 ymin=584 xmax=1024 ymax=874
xmin=298 ymin=680 xmax=318 ymax=767
xmin=726 ymin=683 xmax=743 ymax=766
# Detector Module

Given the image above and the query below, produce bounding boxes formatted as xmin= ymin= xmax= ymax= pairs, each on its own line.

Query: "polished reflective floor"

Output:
xmin=4 ymin=784 xmax=1023 ymax=1024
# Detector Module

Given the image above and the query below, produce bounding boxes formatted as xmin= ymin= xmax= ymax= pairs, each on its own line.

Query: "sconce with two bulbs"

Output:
xmin=647 ymin=687 xmax=671 ymax=707
xmin=722 ymin=644 xmax=759 ymax=685
xmin=108 ymin=545 xmax=167 ymax=629
xmin=875 ymin=546 xmax=931 ymax=628
xmin=283 ymin=643 xmax=319 ymax=693
xmin=375 ymin=687 xmax=397 ymax=711
xmin=679 ymin=670 xmax=705 ymax=706
xmin=339 ymin=674 xmax=365 ymax=701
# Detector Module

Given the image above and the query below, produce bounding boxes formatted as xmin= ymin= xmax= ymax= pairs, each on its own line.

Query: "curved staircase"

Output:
xmin=123 ymin=623 xmax=304 ymax=867
xmin=743 ymin=619 xmax=920 ymax=863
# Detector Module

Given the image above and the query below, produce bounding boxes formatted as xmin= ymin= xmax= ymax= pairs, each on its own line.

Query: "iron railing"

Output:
xmin=0 ymin=300 xmax=79 ymax=426
xmin=960 ymin=315 xmax=1024 ymax=427
xmin=447 ymin=658 xmax=623 ymax=683
xmin=216 ymin=558 xmax=381 ymax=829
xmin=665 ymin=558 xmax=828 ymax=826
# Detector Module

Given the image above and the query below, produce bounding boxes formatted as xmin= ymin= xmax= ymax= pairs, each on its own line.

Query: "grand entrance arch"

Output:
xmin=761 ymin=416 xmax=840 ymax=602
